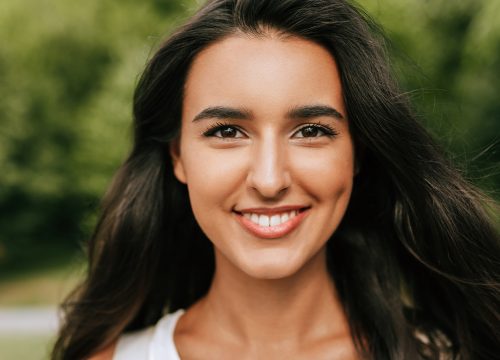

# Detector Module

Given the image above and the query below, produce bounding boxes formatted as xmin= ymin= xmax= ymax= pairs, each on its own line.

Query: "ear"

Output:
xmin=169 ymin=138 xmax=187 ymax=184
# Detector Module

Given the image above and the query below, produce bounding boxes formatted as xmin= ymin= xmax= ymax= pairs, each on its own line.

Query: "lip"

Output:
xmin=234 ymin=205 xmax=308 ymax=215
xmin=233 ymin=207 xmax=310 ymax=239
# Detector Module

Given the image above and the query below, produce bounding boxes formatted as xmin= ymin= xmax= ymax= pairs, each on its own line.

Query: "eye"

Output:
xmin=203 ymin=123 xmax=246 ymax=138
xmin=293 ymin=124 xmax=338 ymax=138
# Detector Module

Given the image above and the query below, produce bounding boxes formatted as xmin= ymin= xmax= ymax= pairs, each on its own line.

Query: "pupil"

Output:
xmin=221 ymin=127 xmax=236 ymax=137
xmin=302 ymin=126 xmax=318 ymax=137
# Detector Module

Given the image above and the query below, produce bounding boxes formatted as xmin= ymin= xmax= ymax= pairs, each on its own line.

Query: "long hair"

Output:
xmin=52 ymin=0 xmax=500 ymax=359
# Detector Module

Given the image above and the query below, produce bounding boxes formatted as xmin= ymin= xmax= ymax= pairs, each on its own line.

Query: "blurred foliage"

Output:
xmin=0 ymin=334 xmax=54 ymax=360
xmin=360 ymin=0 xmax=500 ymax=191
xmin=0 ymin=0 xmax=498 ymax=277
xmin=0 ymin=0 xmax=196 ymax=277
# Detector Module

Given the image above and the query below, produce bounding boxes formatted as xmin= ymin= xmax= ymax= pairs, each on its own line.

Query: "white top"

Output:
xmin=113 ymin=309 xmax=185 ymax=360
xmin=112 ymin=308 xmax=454 ymax=359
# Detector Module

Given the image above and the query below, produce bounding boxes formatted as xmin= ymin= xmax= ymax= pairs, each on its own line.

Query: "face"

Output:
xmin=170 ymin=33 xmax=356 ymax=280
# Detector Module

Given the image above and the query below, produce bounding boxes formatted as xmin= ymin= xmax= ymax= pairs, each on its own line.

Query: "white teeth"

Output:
xmin=259 ymin=215 xmax=270 ymax=226
xmin=243 ymin=210 xmax=300 ymax=227
xmin=270 ymin=214 xmax=281 ymax=226
xmin=281 ymin=212 xmax=289 ymax=223
xmin=251 ymin=213 xmax=259 ymax=223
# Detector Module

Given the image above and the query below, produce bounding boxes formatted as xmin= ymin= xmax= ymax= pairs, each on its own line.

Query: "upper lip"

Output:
xmin=234 ymin=205 xmax=310 ymax=215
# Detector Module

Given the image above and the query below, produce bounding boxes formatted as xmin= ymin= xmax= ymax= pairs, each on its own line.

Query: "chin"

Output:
xmin=239 ymin=256 xmax=304 ymax=280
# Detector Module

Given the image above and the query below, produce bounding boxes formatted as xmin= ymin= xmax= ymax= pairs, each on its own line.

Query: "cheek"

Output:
xmin=182 ymin=147 xmax=247 ymax=214
xmin=292 ymin=144 xmax=355 ymax=200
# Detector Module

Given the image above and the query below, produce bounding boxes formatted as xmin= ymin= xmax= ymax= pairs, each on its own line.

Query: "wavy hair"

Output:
xmin=52 ymin=0 xmax=500 ymax=359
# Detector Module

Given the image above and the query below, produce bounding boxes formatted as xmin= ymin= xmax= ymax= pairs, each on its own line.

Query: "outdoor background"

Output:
xmin=0 ymin=0 xmax=499 ymax=358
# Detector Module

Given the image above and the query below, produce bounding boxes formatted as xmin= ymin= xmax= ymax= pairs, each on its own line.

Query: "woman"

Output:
xmin=52 ymin=0 xmax=500 ymax=359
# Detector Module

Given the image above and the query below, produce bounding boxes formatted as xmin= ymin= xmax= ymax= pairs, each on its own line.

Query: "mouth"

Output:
xmin=232 ymin=207 xmax=310 ymax=239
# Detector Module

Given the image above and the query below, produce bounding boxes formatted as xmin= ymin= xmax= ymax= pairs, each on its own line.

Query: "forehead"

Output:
xmin=183 ymin=33 xmax=345 ymax=119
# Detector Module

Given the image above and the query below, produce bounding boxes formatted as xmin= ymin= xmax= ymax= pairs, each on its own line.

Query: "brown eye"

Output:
xmin=300 ymin=126 xmax=320 ymax=137
xmin=203 ymin=124 xmax=245 ymax=138
xmin=293 ymin=124 xmax=337 ymax=138
xmin=219 ymin=126 xmax=238 ymax=138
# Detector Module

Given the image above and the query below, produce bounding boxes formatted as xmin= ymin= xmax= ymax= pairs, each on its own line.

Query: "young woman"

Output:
xmin=52 ymin=0 xmax=500 ymax=359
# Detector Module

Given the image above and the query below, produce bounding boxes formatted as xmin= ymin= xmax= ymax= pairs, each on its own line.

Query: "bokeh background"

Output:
xmin=0 ymin=0 xmax=498 ymax=358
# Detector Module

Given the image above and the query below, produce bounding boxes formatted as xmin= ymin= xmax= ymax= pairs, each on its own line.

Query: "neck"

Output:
xmin=200 ymin=248 xmax=349 ymax=347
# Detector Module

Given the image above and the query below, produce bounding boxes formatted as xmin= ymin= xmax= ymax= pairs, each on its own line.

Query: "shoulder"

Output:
xmin=113 ymin=326 xmax=156 ymax=360
xmin=88 ymin=310 xmax=182 ymax=360
xmin=87 ymin=325 xmax=155 ymax=360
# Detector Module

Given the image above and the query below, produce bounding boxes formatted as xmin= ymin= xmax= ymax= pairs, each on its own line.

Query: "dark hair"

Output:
xmin=52 ymin=0 xmax=500 ymax=359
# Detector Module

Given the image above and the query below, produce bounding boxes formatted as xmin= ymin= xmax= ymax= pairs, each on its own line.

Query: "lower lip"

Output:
xmin=234 ymin=209 xmax=310 ymax=239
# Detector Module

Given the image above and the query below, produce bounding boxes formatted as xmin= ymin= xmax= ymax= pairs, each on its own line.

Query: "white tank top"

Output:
xmin=113 ymin=309 xmax=185 ymax=360
xmin=112 ymin=308 xmax=454 ymax=359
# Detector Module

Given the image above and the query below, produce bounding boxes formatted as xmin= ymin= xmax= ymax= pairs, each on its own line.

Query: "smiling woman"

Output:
xmin=172 ymin=35 xmax=355 ymax=282
xmin=52 ymin=1 xmax=499 ymax=359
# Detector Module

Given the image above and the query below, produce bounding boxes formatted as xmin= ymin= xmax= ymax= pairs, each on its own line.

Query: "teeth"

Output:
xmin=258 ymin=215 xmax=270 ymax=227
xmin=243 ymin=210 xmax=299 ymax=227
xmin=251 ymin=213 xmax=259 ymax=223
xmin=281 ymin=212 xmax=289 ymax=223
xmin=270 ymin=215 xmax=281 ymax=226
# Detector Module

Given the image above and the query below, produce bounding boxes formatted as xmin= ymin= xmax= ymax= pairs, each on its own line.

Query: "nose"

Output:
xmin=246 ymin=135 xmax=291 ymax=199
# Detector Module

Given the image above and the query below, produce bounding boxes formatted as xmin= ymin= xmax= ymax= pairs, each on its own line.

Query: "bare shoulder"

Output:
xmin=88 ymin=340 xmax=118 ymax=360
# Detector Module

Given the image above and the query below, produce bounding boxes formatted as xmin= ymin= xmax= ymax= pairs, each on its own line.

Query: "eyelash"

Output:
xmin=202 ymin=121 xmax=339 ymax=139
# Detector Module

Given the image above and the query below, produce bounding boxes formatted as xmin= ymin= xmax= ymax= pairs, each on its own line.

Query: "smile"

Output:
xmin=233 ymin=207 xmax=310 ymax=239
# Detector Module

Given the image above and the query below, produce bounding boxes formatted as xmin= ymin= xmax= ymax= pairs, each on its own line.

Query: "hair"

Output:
xmin=52 ymin=0 xmax=500 ymax=359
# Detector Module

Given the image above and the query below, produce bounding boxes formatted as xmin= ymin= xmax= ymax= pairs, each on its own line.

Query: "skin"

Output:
xmin=170 ymin=33 xmax=358 ymax=359
xmin=91 ymin=32 xmax=358 ymax=359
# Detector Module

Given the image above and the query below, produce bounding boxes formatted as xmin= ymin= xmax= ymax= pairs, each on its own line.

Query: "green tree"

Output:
xmin=0 ymin=0 xmax=193 ymax=276
xmin=1 ymin=0 xmax=498 ymax=277
xmin=359 ymin=0 xmax=500 ymax=193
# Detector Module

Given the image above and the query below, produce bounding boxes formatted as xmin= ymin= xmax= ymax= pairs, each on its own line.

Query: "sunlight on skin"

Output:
xmin=169 ymin=33 xmax=358 ymax=359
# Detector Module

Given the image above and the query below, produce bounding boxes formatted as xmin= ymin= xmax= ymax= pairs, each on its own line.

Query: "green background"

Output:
xmin=2 ymin=0 xmax=499 ymax=279
xmin=0 ymin=0 xmax=499 ymax=357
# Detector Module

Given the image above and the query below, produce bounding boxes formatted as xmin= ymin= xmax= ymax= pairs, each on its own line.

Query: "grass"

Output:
xmin=0 ymin=258 xmax=85 ymax=307
xmin=0 ymin=260 xmax=85 ymax=359
xmin=0 ymin=334 xmax=55 ymax=360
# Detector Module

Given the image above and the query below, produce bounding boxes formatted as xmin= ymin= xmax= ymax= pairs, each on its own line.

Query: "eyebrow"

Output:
xmin=192 ymin=104 xmax=344 ymax=122
xmin=288 ymin=105 xmax=344 ymax=120
xmin=192 ymin=106 xmax=251 ymax=122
